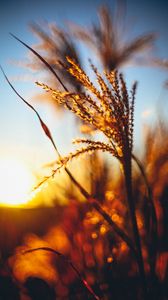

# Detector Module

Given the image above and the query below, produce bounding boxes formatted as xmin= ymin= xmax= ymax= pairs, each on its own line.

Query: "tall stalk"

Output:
xmin=124 ymin=152 xmax=148 ymax=300
xmin=132 ymin=154 xmax=158 ymax=282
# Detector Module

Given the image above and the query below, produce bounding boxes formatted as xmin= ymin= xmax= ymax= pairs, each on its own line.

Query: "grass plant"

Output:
xmin=1 ymin=4 xmax=166 ymax=299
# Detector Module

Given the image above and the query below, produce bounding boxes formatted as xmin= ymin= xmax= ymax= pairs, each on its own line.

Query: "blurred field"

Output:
xmin=0 ymin=206 xmax=63 ymax=259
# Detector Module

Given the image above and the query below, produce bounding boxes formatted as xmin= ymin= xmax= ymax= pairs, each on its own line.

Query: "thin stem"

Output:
xmin=24 ymin=247 xmax=100 ymax=300
xmin=10 ymin=33 xmax=68 ymax=92
xmin=132 ymin=154 xmax=158 ymax=279
xmin=124 ymin=153 xmax=148 ymax=300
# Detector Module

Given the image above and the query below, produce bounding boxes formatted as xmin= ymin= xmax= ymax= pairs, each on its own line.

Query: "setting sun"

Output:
xmin=0 ymin=157 xmax=35 ymax=206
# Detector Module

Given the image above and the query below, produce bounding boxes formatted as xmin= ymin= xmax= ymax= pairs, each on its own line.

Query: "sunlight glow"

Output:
xmin=0 ymin=157 xmax=35 ymax=206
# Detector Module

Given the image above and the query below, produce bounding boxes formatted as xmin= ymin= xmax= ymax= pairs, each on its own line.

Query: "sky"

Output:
xmin=0 ymin=0 xmax=168 ymax=175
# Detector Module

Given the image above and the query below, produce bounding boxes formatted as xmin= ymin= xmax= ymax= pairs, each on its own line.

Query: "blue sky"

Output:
xmin=0 ymin=0 xmax=168 ymax=171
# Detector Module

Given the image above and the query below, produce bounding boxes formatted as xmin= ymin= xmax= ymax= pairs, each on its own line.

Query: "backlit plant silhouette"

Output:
xmin=36 ymin=56 xmax=149 ymax=298
xmin=2 ymin=44 xmax=150 ymax=298
xmin=2 ymin=4 xmax=166 ymax=300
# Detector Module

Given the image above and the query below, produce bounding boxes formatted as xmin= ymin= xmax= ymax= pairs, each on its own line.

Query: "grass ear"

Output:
xmin=1 ymin=65 xmax=135 ymax=261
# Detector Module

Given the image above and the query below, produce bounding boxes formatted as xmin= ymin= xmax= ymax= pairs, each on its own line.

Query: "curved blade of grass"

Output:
xmin=23 ymin=247 xmax=100 ymax=300
xmin=10 ymin=33 xmax=68 ymax=92
xmin=0 ymin=65 xmax=59 ymax=156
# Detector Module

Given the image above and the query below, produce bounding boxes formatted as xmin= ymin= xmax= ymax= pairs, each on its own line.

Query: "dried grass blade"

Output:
xmin=10 ymin=33 xmax=68 ymax=92
xmin=0 ymin=66 xmax=59 ymax=155
xmin=23 ymin=247 xmax=100 ymax=300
